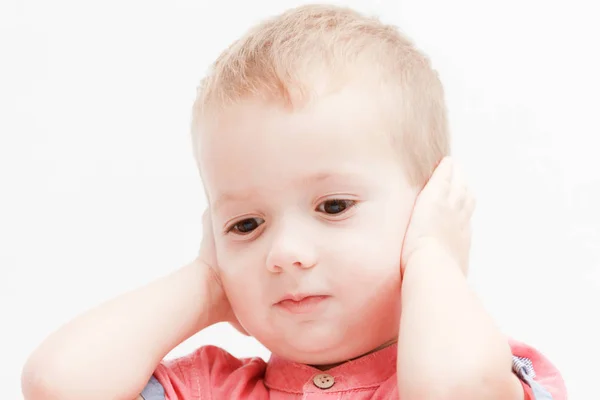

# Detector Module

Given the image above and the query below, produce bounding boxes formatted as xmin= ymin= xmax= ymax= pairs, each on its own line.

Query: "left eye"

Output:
xmin=317 ymin=199 xmax=356 ymax=215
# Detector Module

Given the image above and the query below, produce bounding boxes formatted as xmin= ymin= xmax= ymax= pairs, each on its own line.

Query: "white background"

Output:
xmin=1 ymin=0 xmax=598 ymax=398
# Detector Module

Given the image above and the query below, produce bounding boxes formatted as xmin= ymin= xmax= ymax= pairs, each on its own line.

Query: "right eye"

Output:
xmin=227 ymin=217 xmax=265 ymax=235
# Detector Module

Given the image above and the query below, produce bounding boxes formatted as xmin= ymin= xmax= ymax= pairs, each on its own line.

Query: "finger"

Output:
xmin=449 ymin=160 xmax=466 ymax=207
xmin=452 ymin=185 xmax=468 ymax=210
xmin=422 ymin=156 xmax=453 ymax=196
xmin=434 ymin=156 xmax=454 ymax=184
xmin=456 ymin=183 xmax=476 ymax=220
xmin=202 ymin=210 xmax=215 ymax=237
xmin=462 ymin=190 xmax=476 ymax=218
xmin=200 ymin=209 xmax=219 ymax=266
xmin=202 ymin=209 xmax=212 ymax=228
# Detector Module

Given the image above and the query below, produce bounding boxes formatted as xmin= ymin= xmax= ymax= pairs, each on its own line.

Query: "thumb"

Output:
xmin=425 ymin=157 xmax=453 ymax=190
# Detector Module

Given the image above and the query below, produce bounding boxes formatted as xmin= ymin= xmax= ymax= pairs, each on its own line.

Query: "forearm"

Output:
xmin=397 ymin=250 xmax=520 ymax=399
xmin=22 ymin=259 xmax=218 ymax=400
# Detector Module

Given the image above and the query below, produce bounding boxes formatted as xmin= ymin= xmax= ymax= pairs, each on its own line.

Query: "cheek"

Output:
xmin=215 ymin=239 xmax=262 ymax=281
xmin=219 ymin=261 xmax=260 ymax=298
xmin=327 ymin=202 xmax=410 ymax=282
xmin=219 ymin=273 xmax=263 ymax=332
xmin=344 ymin=202 xmax=410 ymax=256
xmin=217 ymin=254 xmax=266 ymax=315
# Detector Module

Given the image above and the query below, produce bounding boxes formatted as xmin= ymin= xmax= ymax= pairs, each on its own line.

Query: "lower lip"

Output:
xmin=276 ymin=296 xmax=329 ymax=314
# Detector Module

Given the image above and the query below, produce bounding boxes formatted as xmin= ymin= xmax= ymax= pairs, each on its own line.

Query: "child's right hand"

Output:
xmin=400 ymin=157 xmax=475 ymax=275
xmin=199 ymin=210 xmax=248 ymax=336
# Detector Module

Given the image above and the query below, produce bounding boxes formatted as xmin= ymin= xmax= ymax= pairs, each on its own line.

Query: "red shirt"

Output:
xmin=144 ymin=338 xmax=566 ymax=399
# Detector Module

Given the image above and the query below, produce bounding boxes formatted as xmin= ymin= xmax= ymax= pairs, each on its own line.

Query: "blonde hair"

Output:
xmin=191 ymin=4 xmax=450 ymax=186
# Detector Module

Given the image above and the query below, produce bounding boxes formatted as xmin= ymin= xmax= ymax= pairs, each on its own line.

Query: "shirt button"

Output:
xmin=313 ymin=373 xmax=335 ymax=389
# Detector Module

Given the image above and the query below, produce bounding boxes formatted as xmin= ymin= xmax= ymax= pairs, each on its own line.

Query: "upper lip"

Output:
xmin=276 ymin=293 xmax=326 ymax=303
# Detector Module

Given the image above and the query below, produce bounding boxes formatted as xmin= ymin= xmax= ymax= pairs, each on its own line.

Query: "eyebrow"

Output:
xmin=211 ymin=171 xmax=363 ymax=212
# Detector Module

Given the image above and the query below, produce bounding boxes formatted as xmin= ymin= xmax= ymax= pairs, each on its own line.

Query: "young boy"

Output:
xmin=22 ymin=4 xmax=566 ymax=400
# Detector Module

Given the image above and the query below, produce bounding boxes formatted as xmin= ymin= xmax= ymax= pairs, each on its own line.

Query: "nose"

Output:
xmin=265 ymin=219 xmax=317 ymax=273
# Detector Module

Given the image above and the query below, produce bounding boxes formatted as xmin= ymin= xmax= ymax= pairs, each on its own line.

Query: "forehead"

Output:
xmin=198 ymin=85 xmax=401 ymax=202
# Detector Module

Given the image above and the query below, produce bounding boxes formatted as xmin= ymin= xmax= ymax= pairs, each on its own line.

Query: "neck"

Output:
xmin=311 ymin=337 xmax=398 ymax=371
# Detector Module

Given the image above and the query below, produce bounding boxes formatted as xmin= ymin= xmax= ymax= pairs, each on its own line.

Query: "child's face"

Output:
xmin=199 ymin=83 xmax=419 ymax=364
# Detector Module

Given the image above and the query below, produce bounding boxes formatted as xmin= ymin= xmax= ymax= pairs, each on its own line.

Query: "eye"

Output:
xmin=317 ymin=199 xmax=356 ymax=215
xmin=227 ymin=217 xmax=265 ymax=235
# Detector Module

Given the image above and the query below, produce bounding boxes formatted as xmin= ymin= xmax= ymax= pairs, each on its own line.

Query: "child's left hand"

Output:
xmin=400 ymin=157 xmax=475 ymax=275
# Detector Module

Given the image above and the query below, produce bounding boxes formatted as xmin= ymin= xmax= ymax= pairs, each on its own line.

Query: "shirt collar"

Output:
xmin=265 ymin=343 xmax=397 ymax=393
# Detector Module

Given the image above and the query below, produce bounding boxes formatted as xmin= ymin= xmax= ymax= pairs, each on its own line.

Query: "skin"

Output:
xmin=21 ymin=81 xmax=524 ymax=400
xmin=199 ymin=83 xmax=413 ymax=365
xmin=199 ymin=82 xmax=524 ymax=398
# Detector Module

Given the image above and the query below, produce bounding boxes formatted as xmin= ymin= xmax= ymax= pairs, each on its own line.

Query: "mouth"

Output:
xmin=275 ymin=294 xmax=330 ymax=314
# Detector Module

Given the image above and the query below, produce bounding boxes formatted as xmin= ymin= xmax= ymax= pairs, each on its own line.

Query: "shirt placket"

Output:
xmin=302 ymin=372 xmax=341 ymax=399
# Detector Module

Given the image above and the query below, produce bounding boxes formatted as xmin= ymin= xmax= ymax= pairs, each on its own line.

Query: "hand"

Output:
xmin=400 ymin=157 xmax=475 ymax=275
xmin=198 ymin=209 xmax=249 ymax=336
